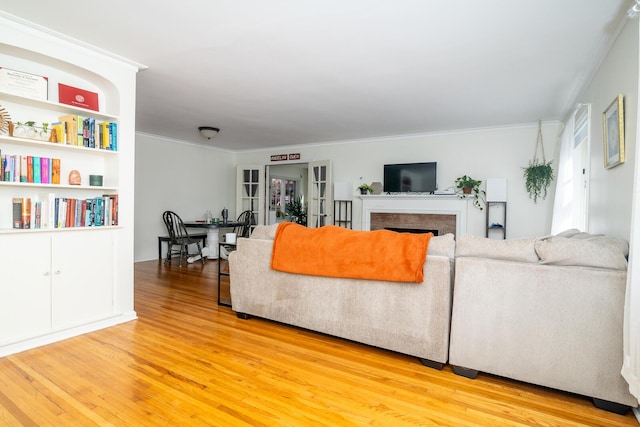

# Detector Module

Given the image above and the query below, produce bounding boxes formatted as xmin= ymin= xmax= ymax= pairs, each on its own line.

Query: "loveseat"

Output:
xmin=448 ymin=230 xmax=637 ymax=413
xmin=228 ymin=224 xmax=456 ymax=369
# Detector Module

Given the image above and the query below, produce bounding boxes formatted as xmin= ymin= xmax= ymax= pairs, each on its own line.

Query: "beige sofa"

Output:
xmin=228 ymin=224 xmax=456 ymax=369
xmin=449 ymin=230 xmax=637 ymax=413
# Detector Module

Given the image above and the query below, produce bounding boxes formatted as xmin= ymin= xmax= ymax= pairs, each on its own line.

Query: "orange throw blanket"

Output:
xmin=270 ymin=223 xmax=432 ymax=283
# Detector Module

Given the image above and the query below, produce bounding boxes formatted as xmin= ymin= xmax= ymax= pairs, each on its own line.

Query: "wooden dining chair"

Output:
xmin=162 ymin=210 xmax=205 ymax=267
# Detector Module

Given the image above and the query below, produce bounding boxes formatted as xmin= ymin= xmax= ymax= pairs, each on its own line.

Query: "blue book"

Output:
xmin=33 ymin=156 xmax=41 ymax=183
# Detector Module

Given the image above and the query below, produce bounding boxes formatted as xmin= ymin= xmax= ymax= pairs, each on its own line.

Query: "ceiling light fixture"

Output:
xmin=628 ymin=0 xmax=640 ymax=18
xmin=198 ymin=126 xmax=220 ymax=140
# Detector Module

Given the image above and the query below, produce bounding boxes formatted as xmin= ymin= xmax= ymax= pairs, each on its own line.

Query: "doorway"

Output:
xmin=266 ymin=163 xmax=308 ymax=225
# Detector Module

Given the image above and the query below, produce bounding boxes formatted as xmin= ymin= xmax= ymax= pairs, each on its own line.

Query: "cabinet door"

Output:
xmin=0 ymin=234 xmax=51 ymax=344
xmin=51 ymin=231 xmax=114 ymax=330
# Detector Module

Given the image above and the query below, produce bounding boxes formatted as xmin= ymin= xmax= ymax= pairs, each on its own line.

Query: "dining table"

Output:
xmin=183 ymin=221 xmax=242 ymax=259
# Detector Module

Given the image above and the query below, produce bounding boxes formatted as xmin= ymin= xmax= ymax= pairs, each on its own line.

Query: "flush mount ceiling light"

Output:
xmin=198 ymin=126 xmax=220 ymax=140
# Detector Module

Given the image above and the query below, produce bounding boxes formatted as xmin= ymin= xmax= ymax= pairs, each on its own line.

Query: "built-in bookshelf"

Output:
xmin=0 ymin=91 xmax=120 ymax=231
xmin=0 ymin=12 xmax=143 ymax=356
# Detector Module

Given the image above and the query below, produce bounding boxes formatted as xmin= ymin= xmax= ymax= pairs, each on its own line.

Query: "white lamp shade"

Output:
xmin=334 ymin=181 xmax=353 ymax=200
xmin=486 ymin=178 xmax=507 ymax=202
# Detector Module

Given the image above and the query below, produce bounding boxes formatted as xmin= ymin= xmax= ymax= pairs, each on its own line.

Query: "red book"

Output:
xmin=58 ymin=83 xmax=99 ymax=111
xmin=27 ymin=156 xmax=33 ymax=183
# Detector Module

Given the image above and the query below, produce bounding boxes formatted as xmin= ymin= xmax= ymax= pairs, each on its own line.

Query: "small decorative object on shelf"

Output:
xmin=58 ymin=83 xmax=99 ymax=111
xmin=370 ymin=182 xmax=383 ymax=194
xmin=9 ymin=121 xmax=52 ymax=141
xmin=89 ymin=174 xmax=103 ymax=186
xmin=68 ymin=169 xmax=81 ymax=185
xmin=0 ymin=105 xmax=11 ymax=134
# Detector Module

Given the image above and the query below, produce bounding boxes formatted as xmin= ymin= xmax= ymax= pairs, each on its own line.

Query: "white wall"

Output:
xmin=577 ymin=18 xmax=638 ymax=240
xmin=235 ymin=122 xmax=562 ymax=238
xmin=134 ymin=133 xmax=236 ymax=261
xmin=133 ymin=18 xmax=637 ymax=258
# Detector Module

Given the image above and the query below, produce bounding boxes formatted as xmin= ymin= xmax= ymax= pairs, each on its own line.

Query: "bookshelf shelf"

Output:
xmin=0 ymin=134 xmax=118 ymax=154
xmin=0 ymin=225 xmax=120 ymax=234
xmin=0 ymin=181 xmax=118 ymax=191
xmin=0 ymin=91 xmax=119 ymax=121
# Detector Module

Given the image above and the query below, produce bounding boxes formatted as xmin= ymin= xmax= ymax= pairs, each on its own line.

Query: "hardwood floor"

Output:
xmin=0 ymin=259 xmax=637 ymax=426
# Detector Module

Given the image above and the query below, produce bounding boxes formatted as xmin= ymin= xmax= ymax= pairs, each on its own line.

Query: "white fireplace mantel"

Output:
xmin=360 ymin=194 xmax=468 ymax=236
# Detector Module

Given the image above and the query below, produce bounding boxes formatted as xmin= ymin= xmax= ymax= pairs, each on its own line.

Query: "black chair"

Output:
xmin=234 ymin=210 xmax=255 ymax=238
xmin=162 ymin=210 xmax=205 ymax=267
xmin=220 ymin=210 xmax=255 ymax=260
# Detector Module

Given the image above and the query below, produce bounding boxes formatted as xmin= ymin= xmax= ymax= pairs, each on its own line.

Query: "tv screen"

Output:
xmin=383 ymin=162 xmax=437 ymax=193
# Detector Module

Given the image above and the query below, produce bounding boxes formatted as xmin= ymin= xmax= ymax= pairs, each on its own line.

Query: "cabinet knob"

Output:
xmin=55 ymin=270 xmax=61 ymax=275
xmin=43 ymin=272 xmax=50 ymax=276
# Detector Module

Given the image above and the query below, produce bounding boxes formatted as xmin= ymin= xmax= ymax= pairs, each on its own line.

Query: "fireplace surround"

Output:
xmin=360 ymin=195 xmax=468 ymax=238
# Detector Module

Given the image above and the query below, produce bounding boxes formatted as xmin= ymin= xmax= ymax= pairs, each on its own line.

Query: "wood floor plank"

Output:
xmin=0 ymin=259 xmax=636 ymax=426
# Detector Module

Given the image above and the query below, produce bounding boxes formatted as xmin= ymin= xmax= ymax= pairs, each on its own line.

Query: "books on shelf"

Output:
xmin=54 ymin=114 xmax=117 ymax=151
xmin=0 ymin=153 xmax=60 ymax=184
xmin=8 ymin=194 xmax=118 ymax=229
xmin=12 ymin=197 xmax=22 ymax=228
xmin=51 ymin=158 xmax=60 ymax=184
xmin=11 ymin=197 xmax=32 ymax=229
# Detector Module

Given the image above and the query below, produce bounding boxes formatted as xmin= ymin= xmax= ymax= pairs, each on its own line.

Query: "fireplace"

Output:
xmin=372 ymin=213 xmax=454 ymax=236
xmin=361 ymin=195 xmax=467 ymax=238
xmin=385 ymin=227 xmax=438 ymax=235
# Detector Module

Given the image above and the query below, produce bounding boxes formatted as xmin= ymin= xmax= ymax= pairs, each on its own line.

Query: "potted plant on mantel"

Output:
xmin=357 ymin=183 xmax=374 ymax=195
xmin=455 ymin=175 xmax=485 ymax=210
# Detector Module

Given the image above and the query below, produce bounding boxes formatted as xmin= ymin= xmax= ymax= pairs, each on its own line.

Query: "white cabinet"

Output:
xmin=0 ymin=231 xmax=114 ymax=345
xmin=51 ymin=231 xmax=114 ymax=330
xmin=0 ymin=234 xmax=51 ymax=344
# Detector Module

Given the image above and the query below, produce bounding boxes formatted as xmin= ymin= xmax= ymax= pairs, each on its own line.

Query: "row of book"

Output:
xmin=12 ymin=194 xmax=118 ymax=229
xmin=1 ymin=151 xmax=61 ymax=184
xmin=53 ymin=114 xmax=118 ymax=151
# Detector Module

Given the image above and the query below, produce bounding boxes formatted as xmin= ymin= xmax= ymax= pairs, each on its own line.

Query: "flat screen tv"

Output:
xmin=383 ymin=162 xmax=437 ymax=193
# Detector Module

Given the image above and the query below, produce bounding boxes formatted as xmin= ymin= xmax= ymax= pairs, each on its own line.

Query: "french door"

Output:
xmin=236 ymin=165 xmax=265 ymax=229
xmin=307 ymin=160 xmax=332 ymax=228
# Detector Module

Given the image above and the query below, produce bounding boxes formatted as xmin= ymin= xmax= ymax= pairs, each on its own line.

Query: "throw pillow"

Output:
xmin=455 ymin=234 xmax=539 ymax=263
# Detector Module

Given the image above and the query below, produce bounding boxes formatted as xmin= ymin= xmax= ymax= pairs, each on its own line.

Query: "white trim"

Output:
xmin=360 ymin=194 xmax=468 ymax=236
xmin=0 ymin=11 xmax=147 ymax=71
xmin=0 ymin=311 xmax=137 ymax=357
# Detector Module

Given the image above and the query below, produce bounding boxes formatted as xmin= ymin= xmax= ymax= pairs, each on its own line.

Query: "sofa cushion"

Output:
xmin=250 ymin=223 xmax=280 ymax=240
xmin=455 ymin=234 xmax=539 ymax=263
xmin=535 ymin=232 xmax=628 ymax=270
xmin=428 ymin=233 xmax=455 ymax=258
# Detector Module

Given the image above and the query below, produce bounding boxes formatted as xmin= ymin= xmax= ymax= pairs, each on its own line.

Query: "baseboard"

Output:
xmin=0 ymin=311 xmax=138 ymax=357
xmin=633 ymin=406 xmax=640 ymax=423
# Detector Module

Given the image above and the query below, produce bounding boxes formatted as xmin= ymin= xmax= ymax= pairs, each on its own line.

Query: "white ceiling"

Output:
xmin=0 ymin=1 xmax=632 ymax=151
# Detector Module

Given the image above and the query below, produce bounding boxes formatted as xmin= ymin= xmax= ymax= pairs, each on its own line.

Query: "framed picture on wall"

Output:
xmin=602 ymin=94 xmax=625 ymax=169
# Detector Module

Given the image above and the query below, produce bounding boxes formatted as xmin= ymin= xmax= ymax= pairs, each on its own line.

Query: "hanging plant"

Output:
xmin=523 ymin=121 xmax=555 ymax=203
